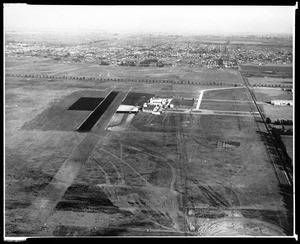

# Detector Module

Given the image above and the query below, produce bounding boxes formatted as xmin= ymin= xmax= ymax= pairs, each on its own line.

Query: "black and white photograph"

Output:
xmin=3 ymin=4 xmax=297 ymax=238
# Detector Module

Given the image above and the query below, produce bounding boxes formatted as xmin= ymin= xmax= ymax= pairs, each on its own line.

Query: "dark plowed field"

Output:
xmin=68 ymin=97 xmax=104 ymax=111
xmin=77 ymin=91 xmax=119 ymax=132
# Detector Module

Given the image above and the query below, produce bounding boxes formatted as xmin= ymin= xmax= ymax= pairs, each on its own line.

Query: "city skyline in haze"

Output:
xmin=4 ymin=4 xmax=296 ymax=36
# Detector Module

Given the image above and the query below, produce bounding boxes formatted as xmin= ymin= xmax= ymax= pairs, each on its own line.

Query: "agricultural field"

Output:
xmin=5 ymin=60 xmax=293 ymax=237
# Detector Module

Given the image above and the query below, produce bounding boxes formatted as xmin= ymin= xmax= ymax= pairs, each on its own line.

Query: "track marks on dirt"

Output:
xmin=189 ymin=178 xmax=240 ymax=208
xmin=88 ymin=143 xmax=182 ymax=231
xmin=89 ymin=157 xmax=111 ymax=185
xmin=120 ymin=132 xmax=177 ymax=192
xmin=89 ymin=147 xmax=125 ymax=186
xmin=100 ymin=148 xmax=152 ymax=187
xmin=197 ymin=217 xmax=285 ymax=236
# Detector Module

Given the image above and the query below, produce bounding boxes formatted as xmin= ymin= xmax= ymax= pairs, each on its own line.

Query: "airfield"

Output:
xmin=5 ymin=56 xmax=293 ymax=236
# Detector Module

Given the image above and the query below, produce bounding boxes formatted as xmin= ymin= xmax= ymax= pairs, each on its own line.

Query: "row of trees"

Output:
xmin=5 ymin=73 xmax=239 ymax=87
xmin=274 ymin=119 xmax=293 ymax=125
xmin=266 ymin=117 xmax=293 ymax=125
xmin=253 ymin=84 xmax=292 ymax=88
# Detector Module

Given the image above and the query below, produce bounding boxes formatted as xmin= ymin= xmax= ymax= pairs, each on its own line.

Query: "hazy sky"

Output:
xmin=4 ymin=4 xmax=296 ymax=35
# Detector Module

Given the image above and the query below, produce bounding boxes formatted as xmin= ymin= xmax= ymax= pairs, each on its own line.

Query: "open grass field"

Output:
xmin=240 ymin=64 xmax=292 ymax=74
xmin=200 ymin=100 xmax=255 ymax=112
xmin=253 ymin=88 xmax=292 ymax=103
xmin=5 ymin=61 xmax=293 ymax=236
xmin=171 ymin=98 xmax=194 ymax=108
xmin=5 ymin=56 xmax=241 ymax=84
xmin=201 ymin=87 xmax=250 ymax=101
xmin=122 ymin=92 xmax=154 ymax=106
xmin=260 ymin=104 xmax=293 ymax=121
xmin=248 ymin=77 xmax=293 ymax=87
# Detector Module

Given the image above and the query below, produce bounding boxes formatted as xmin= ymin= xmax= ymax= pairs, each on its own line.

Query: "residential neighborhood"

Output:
xmin=5 ymin=33 xmax=292 ymax=70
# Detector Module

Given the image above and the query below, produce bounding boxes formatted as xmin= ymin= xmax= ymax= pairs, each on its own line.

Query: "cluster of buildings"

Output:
xmin=142 ymin=97 xmax=174 ymax=115
xmin=5 ymin=34 xmax=292 ymax=70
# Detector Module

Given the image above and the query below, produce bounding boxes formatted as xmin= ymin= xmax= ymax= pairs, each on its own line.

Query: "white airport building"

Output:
xmin=271 ymin=100 xmax=293 ymax=106
xmin=142 ymin=96 xmax=173 ymax=115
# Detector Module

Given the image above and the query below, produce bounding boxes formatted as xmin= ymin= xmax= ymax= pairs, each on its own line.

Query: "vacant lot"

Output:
xmin=5 ymin=66 xmax=292 ymax=236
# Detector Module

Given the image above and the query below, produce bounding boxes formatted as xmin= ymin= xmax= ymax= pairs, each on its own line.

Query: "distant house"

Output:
xmin=271 ymin=100 xmax=293 ymax=106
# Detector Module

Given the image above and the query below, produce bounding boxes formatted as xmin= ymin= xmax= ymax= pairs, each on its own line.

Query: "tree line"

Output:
xmin=5 ymin=73 xmax=241 ymax=86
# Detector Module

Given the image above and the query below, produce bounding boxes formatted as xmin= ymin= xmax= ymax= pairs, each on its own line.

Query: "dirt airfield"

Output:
xmin=5 ymin=65 xmax=292 ymax=236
